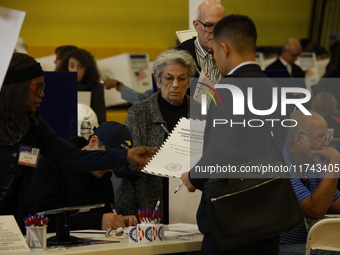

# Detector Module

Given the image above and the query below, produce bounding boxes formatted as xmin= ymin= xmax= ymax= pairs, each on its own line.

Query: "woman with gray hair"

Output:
xmin=115 ymin=49 xmax=202 ymax=223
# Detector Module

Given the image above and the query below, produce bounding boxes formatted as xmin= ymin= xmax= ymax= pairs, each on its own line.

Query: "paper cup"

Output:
xmin=26 ymin=226 xmax=47 ymax=250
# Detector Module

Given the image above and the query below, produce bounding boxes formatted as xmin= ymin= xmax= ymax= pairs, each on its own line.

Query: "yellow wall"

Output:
xmin=2 ymin=0 xmax=312 ymax=59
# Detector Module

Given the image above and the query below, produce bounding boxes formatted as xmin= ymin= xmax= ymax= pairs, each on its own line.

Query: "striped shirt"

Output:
xmin=194 ymin=38 xmax=221 ymax=84
xmin=280 ymin=146 xmax=340 ymax=244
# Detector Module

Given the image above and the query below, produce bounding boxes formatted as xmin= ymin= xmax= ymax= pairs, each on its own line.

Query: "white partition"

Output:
xmin=296 ymin=52 xmax=320 ymax=91
xmin=97 ymin=54 xmax=153 ymax=107
xmin=36 ymin=55 xmax=56 ymax=71
xmin=169 ymin=178 xmax=201 ymax=224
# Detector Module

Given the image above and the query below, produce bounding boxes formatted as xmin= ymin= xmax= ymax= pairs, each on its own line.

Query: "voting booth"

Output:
xmin=36 ymin=55 xmax=56 ymax=72
xmin=296 ymin=52 xmax=320 ymax=91
xmin=97 ymin=53 xmax=153 ymax=107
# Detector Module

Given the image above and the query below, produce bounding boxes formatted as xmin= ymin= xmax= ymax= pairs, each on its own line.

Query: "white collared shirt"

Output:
xmin=227 ymin=61 xmax=259 ymax=75
xmin=278 ymin=57 xmax=292 ymax=76
xmin=194 ymin=38 xmax=221 ymax=84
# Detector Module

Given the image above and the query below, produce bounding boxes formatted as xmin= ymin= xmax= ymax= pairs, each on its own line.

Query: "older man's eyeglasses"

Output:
xmin=299 ymin=132 xmax=333 ymax=143
xmin=29 ymin=83 xmax=46 ymax=96
xmin=197 ymin=20 xmax=214 ymax=33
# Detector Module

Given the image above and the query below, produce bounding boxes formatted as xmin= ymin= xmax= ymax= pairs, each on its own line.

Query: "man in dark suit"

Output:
xmin=182 ymin=15 xmax=290 ymax=255
xmin=265 ymin=38 xmax=305 ymax=79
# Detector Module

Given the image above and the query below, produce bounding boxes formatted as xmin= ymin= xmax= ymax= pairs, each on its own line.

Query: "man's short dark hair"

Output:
xmin=213 ymin=14 xmax=257 ymax=54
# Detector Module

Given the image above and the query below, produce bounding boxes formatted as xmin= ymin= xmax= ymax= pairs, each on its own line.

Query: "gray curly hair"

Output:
xmin=153 ymin=49 xmax=197 ymax=85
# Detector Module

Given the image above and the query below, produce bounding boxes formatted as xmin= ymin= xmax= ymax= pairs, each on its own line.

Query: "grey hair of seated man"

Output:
xmin=285 ymin=110 xmax=323 ymax=146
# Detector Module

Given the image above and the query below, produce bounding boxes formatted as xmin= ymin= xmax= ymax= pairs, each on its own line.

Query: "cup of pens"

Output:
xmin=24 ymin=214 xmax=49 ymax=250
xmin=129 ymin=199 xmax=164 ymax=243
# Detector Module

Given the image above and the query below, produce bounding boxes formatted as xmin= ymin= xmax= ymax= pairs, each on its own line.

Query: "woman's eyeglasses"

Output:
xmin=29 ymin=83 xmax=46 ymax=96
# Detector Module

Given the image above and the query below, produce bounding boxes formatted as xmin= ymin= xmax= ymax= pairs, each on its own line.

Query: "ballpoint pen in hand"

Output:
xmin=110 ymin=203 xmax=117 ymax=214
xmin=174 ymin=181 xmax=184 ymax=194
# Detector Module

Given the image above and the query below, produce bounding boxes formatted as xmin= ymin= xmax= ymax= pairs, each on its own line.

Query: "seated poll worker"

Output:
xmin=279 ymin=110 xmax=340 ymax=255
xmin=114 ymin=49 xmax=202 ymax=224
xmin=182 ymin=15 xmax=290 ymax=254
xmin=265 ymin=38 xmax=305 ymax=79
xmin=29 ymin=121 xmax=137 ymax=232
xmin=0 ymin=53 xmax=156 ymax=233
xmin=54 ymin=45 xmax=78 ymax=70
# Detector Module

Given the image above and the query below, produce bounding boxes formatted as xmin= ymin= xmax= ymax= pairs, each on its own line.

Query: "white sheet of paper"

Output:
xmin=0 ymin=215 xmax=30 ymax=253
xmin=175 ymin=29 xmax=197 ymax=43
xmin=165 ymin=223 xmax=200 ymax=233
xmin=0 ymin=7 xmax=26 ymax=89
xmin=141 ymin=118 xmax=206 ymax=178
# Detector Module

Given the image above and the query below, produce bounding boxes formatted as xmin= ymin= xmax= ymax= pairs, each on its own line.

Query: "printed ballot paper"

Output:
xmin=0 ymin=215 xmax=30 ymax=253
xmin=0 ymin=7 xmax=26 ymax=89
xmin=142 ymin=118 xmax=206 ymax=178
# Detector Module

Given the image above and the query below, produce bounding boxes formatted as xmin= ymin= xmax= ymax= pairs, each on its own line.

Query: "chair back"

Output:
xmin=305 ymin=218 xmax=340 ymax=255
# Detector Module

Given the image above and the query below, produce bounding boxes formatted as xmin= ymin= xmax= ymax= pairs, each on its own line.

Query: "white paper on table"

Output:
xmin=0 ymin=215 xmax=30 ymax=253
xmin=164 ymin=231 xmax=196 ymax=238
xmin=69 ymin=229 xmax=127 ymax=239
xmin=165 ymin=223 xmax=200 ymax=234
xmin=0 ymin=7 xmax=26 ymax=89
xmin=69 ymin=229 xmax=106 ymax=239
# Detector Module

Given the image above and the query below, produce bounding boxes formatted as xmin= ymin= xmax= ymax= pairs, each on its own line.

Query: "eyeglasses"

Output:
xmin=299 ymin=132 xmax=333 ymax=143
xmin=287 ymin=50 xmax=300 ymax=58
xmin=197 ymin=20 xmax=215 ymax=33
xmin=161 ymin=76 xmax=189 ymax=87
xmin=29 ymin=83 xmax=46 ymax=96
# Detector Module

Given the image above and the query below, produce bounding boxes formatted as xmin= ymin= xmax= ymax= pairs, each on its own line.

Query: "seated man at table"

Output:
xmin=280 ymin=110 xmax=340 ymax=254
xmin=29 ymin=121 xmax=137 ymax=233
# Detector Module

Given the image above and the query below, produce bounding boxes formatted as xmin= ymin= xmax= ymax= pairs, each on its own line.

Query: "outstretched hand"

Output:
xmin=127 ymin=146 xmax=158 ymax=165
xmin=103 ymin=78 xmax=125 ymax=92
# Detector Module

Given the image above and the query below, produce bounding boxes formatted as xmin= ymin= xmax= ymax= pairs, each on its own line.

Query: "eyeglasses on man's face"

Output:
xmin=287 ymin=49 xmax=300 ymax=58
xmin=29 ymin=83 xmax=46 ymax=96
xmin=299 ymin=132 xmax=333 ymax=143
xmin=197 ymin=20 xmax=215 ymax=33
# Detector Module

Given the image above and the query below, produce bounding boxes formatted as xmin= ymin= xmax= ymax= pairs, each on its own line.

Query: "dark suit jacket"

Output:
xmin=177 ymin=37 xmax=201 ymax=95
xmin=189 ymin=64 xmax=290 ymax=238
xmin=177 ymin=37 xmax=200 ymax=76
xmin=265 ymin=58 xmax=305 ymax=78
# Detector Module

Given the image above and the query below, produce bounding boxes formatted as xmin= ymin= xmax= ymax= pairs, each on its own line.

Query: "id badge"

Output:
xmin=18 ymin=146 xmax=40 ymax=167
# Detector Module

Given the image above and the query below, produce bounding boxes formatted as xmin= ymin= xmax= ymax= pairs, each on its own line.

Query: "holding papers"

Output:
xmin=142 ymin=118 xmax=206 ymax=178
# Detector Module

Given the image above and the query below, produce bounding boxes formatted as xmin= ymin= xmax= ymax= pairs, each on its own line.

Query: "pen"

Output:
xmin=154 ymin=199 xmax=161 ymax=211
xmin=174 ymin=181 xmax=184 ymax=194
xmin=160 ymin=123 xmax=170 ymax=135
xmin=110 ymin=203 xmax=117 ymax=214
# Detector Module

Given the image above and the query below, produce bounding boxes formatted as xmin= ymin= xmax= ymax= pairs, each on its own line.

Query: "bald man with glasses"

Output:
xmin=280 ymin=110 xmax=340 ymax=254
xmin=265 ymin=38 xmax=306 ymax=79
xmin=177 ymin=0 xmax=226 ymax=86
